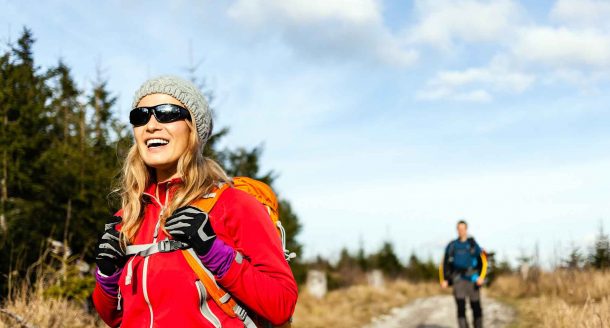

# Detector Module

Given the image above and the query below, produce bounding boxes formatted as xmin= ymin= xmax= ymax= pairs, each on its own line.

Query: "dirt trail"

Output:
xmin=366 ymin=295 xmax=516 ymax=328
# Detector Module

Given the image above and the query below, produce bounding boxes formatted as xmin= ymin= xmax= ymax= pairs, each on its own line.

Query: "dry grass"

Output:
xmin=292 ymin=279 xmax=442 ymax=328
xmin=0 ymin=282 xmax=104 ymax=328
xmin=5 ymin=270 xmax=606 ymax=327
xmin=1 ymin=279 xmax=440 ymax=328
xmin=515 ymin=296 xmax=609 ymax=328
xmin=489 ymin=270 xmax=610 ymax=327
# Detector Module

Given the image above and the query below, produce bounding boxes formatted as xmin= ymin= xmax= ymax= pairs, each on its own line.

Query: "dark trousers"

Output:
xmin=453 ymin=278 xmax=482 ymax=328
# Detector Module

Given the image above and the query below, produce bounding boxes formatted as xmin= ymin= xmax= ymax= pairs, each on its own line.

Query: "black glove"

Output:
xmin=165 ymin=206 xmax=216 ymax=256
xmin=95 ymin=216 xmax=128 ymax=276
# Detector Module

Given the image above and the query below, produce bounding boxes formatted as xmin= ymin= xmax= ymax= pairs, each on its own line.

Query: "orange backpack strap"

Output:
xmin=181 ymin=249 xmax=240 ymax=317
xmin=190 ymin=182 xmax=231 ymax=213
xmin=181 ymin=179 xmax=292 ymax=327
xmin=180 ymin=182 xmax=256 ymax=326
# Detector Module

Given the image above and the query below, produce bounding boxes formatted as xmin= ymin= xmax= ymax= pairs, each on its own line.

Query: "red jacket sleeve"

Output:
xmin=215 ymin=188 xmax=298 ymax=326
xmin=92 ymin=284 xmax=122 ymax=327
xmin=92 ymin=209 xmax=123 ymax=327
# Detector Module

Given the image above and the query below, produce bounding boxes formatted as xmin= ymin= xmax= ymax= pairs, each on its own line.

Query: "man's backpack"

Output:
xmin=442 ymin=237 xmax=487 ymax=285
xmin=447 ymin=237 xmax=477 ymax=267
xmin=182 ymin=177 xmax=295 ymax=327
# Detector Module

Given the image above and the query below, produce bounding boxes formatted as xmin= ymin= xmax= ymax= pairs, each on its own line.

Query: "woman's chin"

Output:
xmin=144 ymin=160 xmax=177 ymax=172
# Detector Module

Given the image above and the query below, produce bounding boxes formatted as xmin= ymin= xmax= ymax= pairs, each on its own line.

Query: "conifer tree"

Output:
xmin=589 ymin=223 xmax=610 ymax=270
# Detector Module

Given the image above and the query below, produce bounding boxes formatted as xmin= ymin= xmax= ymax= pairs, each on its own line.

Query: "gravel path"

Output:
xmin=366 ymin=295 xmax=516 ymax=328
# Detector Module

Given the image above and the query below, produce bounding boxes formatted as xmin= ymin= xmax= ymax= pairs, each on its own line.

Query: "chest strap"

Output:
xmin=125 ymin=239 xmax=188 ymax=257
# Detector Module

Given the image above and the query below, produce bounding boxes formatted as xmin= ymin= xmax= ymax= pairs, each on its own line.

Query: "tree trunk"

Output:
xmin=79 ymin=104 xmax=85 ymax=194
xmin=1 ymin=112 xmax=7 ymax=235
xmin=94 ymin=89 xmax=102 ymax=143
xmin=61 ymin=198 xmax=72 ymax=280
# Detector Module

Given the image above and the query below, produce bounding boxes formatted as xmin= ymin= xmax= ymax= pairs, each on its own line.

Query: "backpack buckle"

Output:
xmin=157 ymin=239 xmax=183 ymax=253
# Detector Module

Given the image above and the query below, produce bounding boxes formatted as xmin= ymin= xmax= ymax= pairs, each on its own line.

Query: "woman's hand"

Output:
xmin=165 ymin=206 xmax=216 ymax=256
xmin=95 ymin=216 xmax=128 ymax=276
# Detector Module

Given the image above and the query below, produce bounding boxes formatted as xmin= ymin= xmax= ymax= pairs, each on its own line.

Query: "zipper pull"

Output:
xmin=117 ymin=289 xmax=122 ymax=311
xmin=125 ymin=257 xmax=135 ymax=286
xmin=153 ymin=214 xmax=162 ymax=239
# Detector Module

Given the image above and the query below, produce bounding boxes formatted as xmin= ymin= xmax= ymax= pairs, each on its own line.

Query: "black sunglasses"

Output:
xmin=129 ymin=103 xmax=192 ymax=127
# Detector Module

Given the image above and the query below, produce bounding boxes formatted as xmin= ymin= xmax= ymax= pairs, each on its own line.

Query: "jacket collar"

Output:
xmin=143 ymin=176 xmax=184 ymax=206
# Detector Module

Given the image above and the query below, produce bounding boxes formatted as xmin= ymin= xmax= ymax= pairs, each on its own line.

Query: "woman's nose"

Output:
xmin=145 ymin=115 xmax=161 ymax=131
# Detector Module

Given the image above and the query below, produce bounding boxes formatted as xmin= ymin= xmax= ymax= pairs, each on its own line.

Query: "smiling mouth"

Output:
xmin=146 ymin=138 xmax=169 ymax=148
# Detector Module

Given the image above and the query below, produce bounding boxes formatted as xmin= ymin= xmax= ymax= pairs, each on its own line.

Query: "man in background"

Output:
xmin=440 ymin=220 xmax=487 ymax=328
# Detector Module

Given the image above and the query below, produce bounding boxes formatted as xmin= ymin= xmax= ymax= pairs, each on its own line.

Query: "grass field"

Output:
xmin=0 ymin=284 xmax=104 ymax=328
xmin=489 ymin=270 xmax=610 ymax=327
xmin=1 ymin=270 xmax=608 ymax=327
xmin=0 ymin=278 xmax=440 ymax=328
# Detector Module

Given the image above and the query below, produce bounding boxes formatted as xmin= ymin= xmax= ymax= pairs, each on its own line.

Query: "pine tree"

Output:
xmin=0 ymin=28 xmax=54 ymax=283
xmin=0 ymin=29 xmax=130 ymax=294
xmin=589 ymin=223 xmax=610 ymax=270
xmin=563 ymin=244 xmax=585 ymax=270
xmin=405 ymin=253 xmax=437 ymax=282
xmin=356 ymin=237 xmax=369 ymax=272
xmin=89 ymin=66 xmax=117 ymax=147
xmin=371 ymin=241 xmax=404 ymax=278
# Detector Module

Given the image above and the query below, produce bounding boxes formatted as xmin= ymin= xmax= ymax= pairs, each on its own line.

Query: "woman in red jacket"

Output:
xmin=92 ymin=75 xmax=298 ymax=328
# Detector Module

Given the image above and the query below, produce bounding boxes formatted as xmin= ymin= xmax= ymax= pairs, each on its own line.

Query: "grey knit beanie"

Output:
xmin=131 ymin=75 xmax=213 ymax=149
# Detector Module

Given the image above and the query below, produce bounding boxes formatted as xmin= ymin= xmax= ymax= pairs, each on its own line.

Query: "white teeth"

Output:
xmin=146 ymin=138 xmax=169 ymax=147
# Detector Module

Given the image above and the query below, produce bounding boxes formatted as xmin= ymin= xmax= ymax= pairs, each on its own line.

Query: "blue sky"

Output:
xmin=2 ymin=0 xmax=610 ymax=267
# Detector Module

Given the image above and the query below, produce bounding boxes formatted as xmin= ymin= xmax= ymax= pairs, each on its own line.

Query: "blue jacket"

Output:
xmin=442 ymin=237 xmax=481 ymax=281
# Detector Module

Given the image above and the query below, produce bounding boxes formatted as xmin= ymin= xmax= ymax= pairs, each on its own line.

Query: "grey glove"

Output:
xmin=95 ymin=216 xmax=127 ymax=276
xmin=165 ymin=206 xmax=216 ymax=256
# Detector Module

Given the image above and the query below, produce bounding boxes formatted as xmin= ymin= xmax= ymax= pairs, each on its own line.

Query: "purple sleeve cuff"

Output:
xmin=198 ymin=238 xmax=236 ymax=278
xmin=95 ymin=267 xmax=122 ymax=297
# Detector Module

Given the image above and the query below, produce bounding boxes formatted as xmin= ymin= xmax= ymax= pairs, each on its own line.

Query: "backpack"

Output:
xmin=447 ymin=237 xmax=477 ymax=268
xmin=182 ymin=177 xmax=295 ymax=327
xmin=441 ymin=237 xmax=488 ymax=285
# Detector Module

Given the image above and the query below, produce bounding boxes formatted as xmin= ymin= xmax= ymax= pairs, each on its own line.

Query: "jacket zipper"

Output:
xmin=195 ymin=279 xmax=221 ymax=328
xmin=140 ymin=183 xmax=171 ymax=328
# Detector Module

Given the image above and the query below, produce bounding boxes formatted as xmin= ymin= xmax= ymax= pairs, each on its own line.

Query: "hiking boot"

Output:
xmin=458 ymin=317 xmax=469 ymax=328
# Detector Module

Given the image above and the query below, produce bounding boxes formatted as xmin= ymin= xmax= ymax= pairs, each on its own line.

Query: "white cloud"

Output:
xmin=512 ymin=26 xmax=610 ymax=68
xmin=404 ymin=0 xmax=610 ymax=93
xmin=416 ymin=87 xmax=492 ymax=103
xmin=454 ymin=89 xmax=493 ymax=102
xmin=227 ymin=0 xmax=418 ymax=67
xmin=228 ymin=0 xmax=380 ymax=26
xmin=550 ymin=0 xmax=610 ymax=29
xmin=417 ymin=56 xmax=535 ymax=102
xmin=407 ymin=0 xmax=523 ymax=49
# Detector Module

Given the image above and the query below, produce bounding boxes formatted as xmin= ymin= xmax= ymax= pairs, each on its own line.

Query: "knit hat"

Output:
xmin=131 ymin=75 xmax=213 ymax=149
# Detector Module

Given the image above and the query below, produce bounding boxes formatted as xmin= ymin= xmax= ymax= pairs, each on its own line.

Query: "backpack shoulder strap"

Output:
xmin=190 ymin=182 xmax=231 ymax=213
xmin=467 ymin=237 xmax=476 ymax=254
xmin=180 ymin=181 xmax=257 ymax=327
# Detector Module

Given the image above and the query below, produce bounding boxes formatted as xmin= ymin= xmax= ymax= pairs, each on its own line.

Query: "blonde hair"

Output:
xmin=117 ymin=119 xmax=231 ymax=245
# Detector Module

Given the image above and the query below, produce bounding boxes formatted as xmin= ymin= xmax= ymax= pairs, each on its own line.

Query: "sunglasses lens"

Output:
xmin=154 ymin=104 xmax=183 ymax=123
xmin=129 ymin=108 xmax=151 ymax=126
xmin=129 ymin=104 xmax=190 ymax=126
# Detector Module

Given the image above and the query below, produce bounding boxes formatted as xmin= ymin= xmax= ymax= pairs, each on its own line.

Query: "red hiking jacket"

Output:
xmin=92 ymin=177 xmax=298 ymax=327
